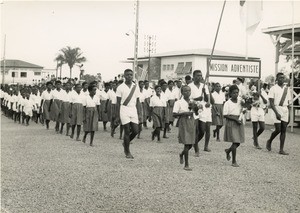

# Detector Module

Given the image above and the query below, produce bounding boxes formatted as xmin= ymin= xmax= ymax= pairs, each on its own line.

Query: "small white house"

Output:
xmin=0 ymin=59 xmax=55 ymax=85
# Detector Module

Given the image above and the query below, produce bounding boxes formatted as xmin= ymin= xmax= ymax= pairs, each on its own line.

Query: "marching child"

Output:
xmin=173 ymin=85 xmax=198 ymax=171
xmin=82 ymin=85 xmax=100 ymax=146
xmin=223 ymin=85 xmax=245 ymax=167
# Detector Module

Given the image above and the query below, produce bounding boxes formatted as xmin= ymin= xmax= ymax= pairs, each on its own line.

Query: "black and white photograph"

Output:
xmin=1 ymin=0 xmax=300 ymax=212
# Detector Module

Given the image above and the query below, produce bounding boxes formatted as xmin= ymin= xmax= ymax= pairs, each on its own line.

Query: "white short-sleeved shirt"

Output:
xmin=150 ymin=95 xmax=167 ymax=107
xmin=174 ymin=87 xmax=182 ymax=100
xmin=70 ymin=91 xmax=86 ymax=104
xmin=99 ymin=90 xmax=109 ymax=101
xmin=63 ymin=91 xmax=73 ymax=102
xmin=81 ymin=89 xmax=89 ymax=97
xmin=223 ymin=99 xmax=242 ymax=116
xmin=238 ymin=84 xmax=248 ymax=97
xmin=165 ymin=88 xmax=177 ymax=100
xmin=51 ymin=89 xmax=67 ymax=101
xmin=188 ymin=82 xmax=208 ymax=99
xmin=212 ymin=91 xmax=225 ymax=104
xmin=116 ymin=82 xmax=140 ymax=107
xmin=143 ymin=88 xmax=153 ymax=99
xmin=108 ymin=90 xmax=117 ymax=104
xmin=268 ymin=84 xmax=291 ymax=107
xmin=138 ymin=89 xmax=145 ymax=103
xmin=41 ymin=90 xmax=52 ymax=101
xmin=173 ymin=98 xmax=198 ymax=119
xmin=83 ymin=95 xmax=100 ymax=107
xmin=260 ymin=89 xmax=269 ymax=109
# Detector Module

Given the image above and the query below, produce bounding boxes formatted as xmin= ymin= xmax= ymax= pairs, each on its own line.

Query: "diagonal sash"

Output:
xmin=279 ymin=87 xmax=288 ymax=106
xmin=123 ymin=84 xmax=137 ymax=106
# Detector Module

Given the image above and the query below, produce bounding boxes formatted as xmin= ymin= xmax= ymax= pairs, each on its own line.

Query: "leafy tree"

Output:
xmin=60 ymin=46 xmax=87 ymax=78
xmin=54 ymin=54 xmax=65 ymax=78
xmin=81 ymin=74 xmax=97 ymax=84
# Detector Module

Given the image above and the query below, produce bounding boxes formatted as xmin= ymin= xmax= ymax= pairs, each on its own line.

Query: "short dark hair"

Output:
xmin=181 ymin=85 xmax=190 ymax=93
xmin=46 ymin=81 xmax=53 ymax=86
xmin=88 ymin=85 xmax=95 ymax=92
xmin=168 ymin=80 xmax=174 ymax=85
xmin=82 ymin=82 xmax=88 ymax=87
xmin=229 ymin=84 xmax=239 ymax=94
xmin=276 ymin=72 xmax=284 ymax=79
xmin=55 ymin=80 xmax=62 ymax=85
xmin=124 ymin=69 xmax=133 ymax=74
xmin=185 ymin=75 xmax=192 ymax=81
xmin=154 ymin=85 xmax=161 ymax=90
xmin=193 ymin=70 xmax=202 ymax=77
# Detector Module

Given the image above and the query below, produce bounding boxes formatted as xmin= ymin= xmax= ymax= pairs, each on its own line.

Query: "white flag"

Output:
xmin=240 ymin=0 xmax=263 ymax=34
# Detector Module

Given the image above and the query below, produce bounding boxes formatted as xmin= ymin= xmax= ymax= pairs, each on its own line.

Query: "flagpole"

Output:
xmin=291 ymin=0 xmax=295 ymax=132
xmin=133 ymin=0 xmax=139 ymax=81
xmin=2 ymin=34 xmax=6 ymax=85
xmin=203 ymin=0 xmax=226 ymax=100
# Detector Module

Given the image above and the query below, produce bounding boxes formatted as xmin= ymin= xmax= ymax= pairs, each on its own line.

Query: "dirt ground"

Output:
xmin=1 ymin=115 xmax=300 ymax=213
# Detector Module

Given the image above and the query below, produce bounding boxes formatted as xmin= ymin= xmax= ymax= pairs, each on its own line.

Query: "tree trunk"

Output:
xmin=70 ymin=68 xmax=72 ymax=79
xmin=60 ymin=66 xmax=62 ymax=79
xmin=56 ymin=68 xmax=58 ymax=79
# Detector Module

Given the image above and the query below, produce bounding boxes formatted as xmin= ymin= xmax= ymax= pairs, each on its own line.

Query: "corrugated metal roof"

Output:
xmin=0 ymin=59 xmax=43 ymax=69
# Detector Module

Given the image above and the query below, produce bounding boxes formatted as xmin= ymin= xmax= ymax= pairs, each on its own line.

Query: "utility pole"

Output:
xmin=2 ymin=34 xmax=6 ymax=85
xmin=144 ymin=35 xmax=156 ymax=81
xmin=133 ymin=0 xmax=139 ymax=80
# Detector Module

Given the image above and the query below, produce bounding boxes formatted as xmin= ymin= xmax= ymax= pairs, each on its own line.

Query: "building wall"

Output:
xmin=160 ymin=55 xmax=209 ymax=80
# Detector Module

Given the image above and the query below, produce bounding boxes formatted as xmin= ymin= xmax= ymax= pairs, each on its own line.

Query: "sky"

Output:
xmin=1 ymin=0 xmax=300 ymax=82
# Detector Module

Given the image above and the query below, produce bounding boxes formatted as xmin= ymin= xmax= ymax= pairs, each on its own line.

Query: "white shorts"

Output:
xmin=273 ymin=106 xmax=289 ymax=123
xmin=251 ymin=107 xmax=265 ymax=122
xmin=120 ymin=105 xmax=138 ymax=125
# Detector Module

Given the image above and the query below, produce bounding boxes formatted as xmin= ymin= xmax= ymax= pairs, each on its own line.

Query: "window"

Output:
xmin=12 ymin=72 xmax=15 ymax=77
xmin=182 ymin=62 xmax=192 ymax=74
xmin=163 ymin=65 xmax=166 ymax=71
xmin=20 ymin=72 xmax=27 ymax=78
xmin=34 ymin=72 xmax=41 ymax=76
xmin=167 ymin=65 xmax=170 ymax=70
xmin=175 ymin=62 xmax=185 ymax=74
xmin=170 ymin=64 xmax=174 ymax=70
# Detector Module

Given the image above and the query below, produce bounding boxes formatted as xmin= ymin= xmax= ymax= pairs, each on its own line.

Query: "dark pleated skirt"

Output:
xmin=107 ymin=100 xmax=112 ymax=121
xmin=152 ymin=107 xmax=165 ymax=128
xmin=83 ymin=107 xmax=98 ymax=132
xmin=50 ymin=99 xmax=62 ymax=121
xmin=223 ymin=116 xmax=245 ymax=143
xmin=70 ymin=103 xmax=84 ymax=125
xmin=178 ymin=116 xmax=197 ymax=144
xmin=43 ymin=100 xmax=51 ymax=120
xmin=137 ymin=102 xmax=144 ymax=124
xmin=60 ymin=101 xmax=70 ymax=124
xmin=100 ymin=100 xmax=109 ymax=122
xmin=212 ymin=104 xmax=224 ymax=126
xmin=164 ymin=104 xmax=170 ymax=124
xmin=143 ymin=98 xmax=151 ymax=122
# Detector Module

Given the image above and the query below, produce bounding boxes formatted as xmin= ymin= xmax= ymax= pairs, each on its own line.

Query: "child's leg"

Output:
xmin=267 ymin=123 xmax=281 ymax=151
xmin=204 ymin=122 xmax=211 ymax=151
xmin=163 ymin=124 xmax=169 ymax=138
xmin=70 ymin=125 xmax=75 ymax=138
xmin=103 ymin=121 xmax=107 ymax=131
xmin=45 ymin=119 xmax=50 ymax=129
xmin=55 ymin=121 xmax=60 ymax=132
xmin=137 ymin=123 xmax=142 ymax=139
xmin=90 ymin=131 xmax=95 ymax=146
xmin=156 ymin=127 xmax=161 ymax=141
xmin=76 ymin=125 xmax=81 ymax=140
xmin=216 ymin=125 xmax=222 ymax=141
xmin=257 ymin=121 xmax=265 ymax=138
xmin=22 ymin=112 xmax=25 ymax=124
xmin=60 ymin=123 xmax=65 ymax=134
xmin=119 ymin=125 xmax=124 ymax=139
xmin=252 ymin=122 xmax=259 ymax=147
xmin=26 ymin=115 xmax=30 ymax=125
xmin=183 ymin=144 xmax=193 ymax=170
xmin=231 ymin=143 xmax=240 ymax=167
xmin=82 ymin=131 xmax=88 ymax=143
xmin=66 ymin=123 xmax=70 ymax=136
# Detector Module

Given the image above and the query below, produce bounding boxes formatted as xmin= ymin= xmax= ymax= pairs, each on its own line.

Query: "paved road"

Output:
xmin=1 ymin=115 xmax=300 ymax=212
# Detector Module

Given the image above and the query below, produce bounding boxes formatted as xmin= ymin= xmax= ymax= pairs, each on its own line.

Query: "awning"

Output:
xmin=175 ymin=62 xmax=184 ymax=73
xmin=182 ymin=62 xmax=192 ymax=74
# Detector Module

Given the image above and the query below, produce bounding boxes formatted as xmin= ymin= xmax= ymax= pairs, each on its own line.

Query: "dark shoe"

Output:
xmin=232 ymin=162 xmax=239 ymax=167
xmin=90 ymin=142 xmax=93 ymax=147
xmin=255 ymin=145 xmax=262 ymax=150
xmin=225 ymin=149 xmax=231 ymax=161
xmin=216 ymin=138 xmax=221 ymax=142
xmin=213 ymin=130 xmax=216 ymax=138
xmin=184 ymin=166 xmax=192 ymax=171
xmin=70 ymin=134 xmax=74 ymax=139
xmin=279 ymin=151 xmax=289 ymax=155
xmin=82 ymin=138 xmax=86 ymax=143
xmin=204 ymin=148 xmax=211 ymax=152
xmin=266 ymin=140 xmax=271 ymax=151
xmin=163 ymin=136 xmax=169 ymax=139
xmin=179 ymin=154 xmax=184 ymax=164
xmin=125 ymin=153 xmax=134 ymax=159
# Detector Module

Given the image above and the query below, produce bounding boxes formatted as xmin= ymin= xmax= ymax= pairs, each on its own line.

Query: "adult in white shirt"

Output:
xmin=116 ymin=69 xmax=140 ymax=159
xmin=82 ymin=85 xmax=100 ymax=146
xmin=40 ymin=81 xmax=53 ymax=129
xmin=69 ymin=84 xmax=86 ymax=141
xmin=137 ymin=80 xmax=145 ymax=139
xmin=174 ymin=79 xmax=183 ymax=100
xmin=188 ymin=70 xmax=212 ymax=155
xmin=211 ymin=83 xmax=226 ymax=141
xmin=81 ymin=82 xmax=89 ymax=96
xmin=236 ymin=77 xmax=248 ymax=98
xmin=266 ymin=73 xmax=292 ymax=155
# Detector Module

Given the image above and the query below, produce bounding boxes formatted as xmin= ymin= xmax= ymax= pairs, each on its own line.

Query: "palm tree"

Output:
xmin=54 ymin=54 xmax=65 ymax=79
xmin=60 ymin=46 xmax=87 ymax=79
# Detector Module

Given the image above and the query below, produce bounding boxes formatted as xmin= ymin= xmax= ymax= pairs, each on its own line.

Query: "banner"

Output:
xmin=208 ymin=58 xmax=261 ymax=78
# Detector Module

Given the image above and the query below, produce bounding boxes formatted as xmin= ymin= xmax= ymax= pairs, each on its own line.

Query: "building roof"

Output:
xmin=0 ymin=59 xmax=43 ymax=69
xmin=128 ymin=48 xmax=260 ymax=60
xmin=262 ymin=23 xmax=300 ymax=41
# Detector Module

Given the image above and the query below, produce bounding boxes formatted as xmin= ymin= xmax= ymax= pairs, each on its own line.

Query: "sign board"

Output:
xmin=207 ymin=58 xmax=261 ymax=78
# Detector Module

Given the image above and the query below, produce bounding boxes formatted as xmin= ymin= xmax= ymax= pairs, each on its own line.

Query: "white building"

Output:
xmin=127 ymin=48 xmax=260 ymax=83
xmin=0 ymin=59 xmax=55 ymax=85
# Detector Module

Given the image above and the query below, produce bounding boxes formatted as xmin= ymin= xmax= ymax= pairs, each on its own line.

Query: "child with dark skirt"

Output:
xmin=223 ymin=85 xmax=245 ymax=167
xmin=173 ymin=85 xmax=198 ymax=171
xmin=82 ymin=85 xmax=100 ymax=146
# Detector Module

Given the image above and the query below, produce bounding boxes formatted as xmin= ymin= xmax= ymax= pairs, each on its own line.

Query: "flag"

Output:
xmin=240 ymin=0 xmax=263 ymax=34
